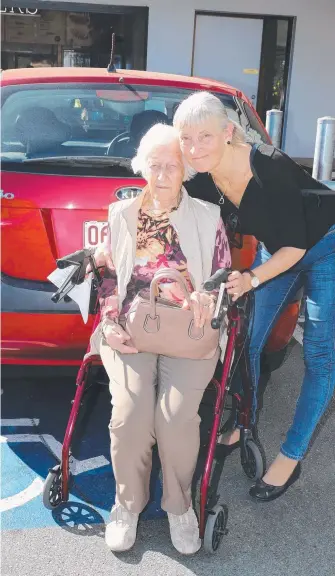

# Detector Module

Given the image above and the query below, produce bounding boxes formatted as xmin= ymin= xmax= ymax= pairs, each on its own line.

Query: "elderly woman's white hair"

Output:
xmin=131 ymin=123 xmax=195 ymax=181
xmin=173 ymin=91 xmax=247 ymax=146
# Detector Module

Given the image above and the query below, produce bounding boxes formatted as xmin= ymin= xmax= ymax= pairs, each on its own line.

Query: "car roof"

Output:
xmin=0 ymin=67 xmax=241 ymax=97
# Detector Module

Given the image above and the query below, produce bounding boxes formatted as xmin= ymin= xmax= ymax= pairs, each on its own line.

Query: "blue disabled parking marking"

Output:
xmin=1 ymin=418 xmax=165 ymax=531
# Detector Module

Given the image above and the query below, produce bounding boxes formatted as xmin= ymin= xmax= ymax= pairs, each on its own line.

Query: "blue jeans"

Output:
xmin=249 ymin=224 xmax=335 ymax=460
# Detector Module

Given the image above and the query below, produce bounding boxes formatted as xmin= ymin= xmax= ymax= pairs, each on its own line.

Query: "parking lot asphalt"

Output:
xmin=1 ymin=339 xmax=335 ymax=576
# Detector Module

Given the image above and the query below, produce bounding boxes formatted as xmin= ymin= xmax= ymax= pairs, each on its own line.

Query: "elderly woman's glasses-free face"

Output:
xmin=147 ymin=163 xmax=183 ymax=176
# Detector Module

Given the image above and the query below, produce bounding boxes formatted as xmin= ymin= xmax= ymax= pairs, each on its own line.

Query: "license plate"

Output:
xmin=83 ymin=221 xmax=108 ymax=248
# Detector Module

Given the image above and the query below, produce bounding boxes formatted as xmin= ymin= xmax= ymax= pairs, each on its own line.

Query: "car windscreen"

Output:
xmin=1 ymin=82 xmax=268 ymax=167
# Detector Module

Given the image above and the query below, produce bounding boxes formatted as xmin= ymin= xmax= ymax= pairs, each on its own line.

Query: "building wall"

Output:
xmin=12 ymin=0 xmax=335 ymax=157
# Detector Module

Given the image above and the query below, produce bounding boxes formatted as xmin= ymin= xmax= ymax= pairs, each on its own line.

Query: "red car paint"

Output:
xmin=0 ymin=67 xmax=299 ymax=365
xmin=1 ymin=171 xmax=143 ymax=281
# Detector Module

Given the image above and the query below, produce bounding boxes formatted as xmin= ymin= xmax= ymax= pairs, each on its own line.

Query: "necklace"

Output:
xmin=144 ymin=206 xmax=170 ymax=218
xmin=211 ymin=175 xmax=225 ymax=205
xmin=211 ymin=146 xmax=253 ymax=208
xmin=144 ymin=189 xmax=182 ymax=216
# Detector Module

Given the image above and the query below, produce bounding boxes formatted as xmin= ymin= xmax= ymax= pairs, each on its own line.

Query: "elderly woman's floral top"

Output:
xmin=98 ymin=207 xmax=231 ymax=321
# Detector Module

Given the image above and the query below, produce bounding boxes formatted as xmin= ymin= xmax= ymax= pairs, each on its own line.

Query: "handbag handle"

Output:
xmin=149 ymin=267 xmax=192 ymax=319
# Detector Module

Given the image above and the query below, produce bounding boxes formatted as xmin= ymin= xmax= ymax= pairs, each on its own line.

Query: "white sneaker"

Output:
xmin=105 ymin=502 xmax=139 ymax=552
xmin=167 ymin=507 xmax=201 ymax=555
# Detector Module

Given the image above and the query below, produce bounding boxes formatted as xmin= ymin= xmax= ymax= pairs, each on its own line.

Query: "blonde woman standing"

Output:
xmin=174 ymin=91 xmax=335 ymax=502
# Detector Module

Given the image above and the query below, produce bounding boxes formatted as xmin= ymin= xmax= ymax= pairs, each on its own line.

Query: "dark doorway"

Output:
xmin=256 ymin=16 xmax=294 ymax=130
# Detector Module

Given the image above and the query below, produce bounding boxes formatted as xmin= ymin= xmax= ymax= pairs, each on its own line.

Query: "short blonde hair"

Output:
xmin=173 ymin=91 xmax=247 ymax=146
xmin=131 ymin=123 xmax=195 ymax=181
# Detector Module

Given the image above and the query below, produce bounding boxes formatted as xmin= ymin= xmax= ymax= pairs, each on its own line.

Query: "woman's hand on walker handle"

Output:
xmin=103 ymin=322 xmax=138 ymax=354
xmin=226 ymin=271 xmax=252 ymax=302
xmin=85 ymin=244 xmax=113 ymax=275
xmin=225 ymin=248 xmax=307 ymax=300
xmin=183 ymin=291 xmax=216 ymax=328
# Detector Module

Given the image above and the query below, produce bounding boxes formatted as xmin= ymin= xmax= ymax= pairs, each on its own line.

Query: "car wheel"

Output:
xmin=261 ymin=342 xmax=293 ymax=373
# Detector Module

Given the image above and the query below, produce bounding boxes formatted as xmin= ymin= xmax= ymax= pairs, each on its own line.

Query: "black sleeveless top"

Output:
xmin=185 ymin=144 xmax=335 ymax=255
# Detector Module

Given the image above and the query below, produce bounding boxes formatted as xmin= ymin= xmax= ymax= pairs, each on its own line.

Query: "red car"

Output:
xmin=1 ymin=67 xmax=300 ymax=366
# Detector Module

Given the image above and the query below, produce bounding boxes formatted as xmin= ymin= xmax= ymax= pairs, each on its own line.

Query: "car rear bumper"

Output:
xmin=1 ymin=311 xmax=93 ymax=365
xmin=1 ymin=272 xmax=80 ymax=314
xmin=1 ymin=274 xmax=93 ymax=365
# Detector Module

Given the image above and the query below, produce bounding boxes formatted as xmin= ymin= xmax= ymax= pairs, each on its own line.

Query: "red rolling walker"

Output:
xmin=42 ymin=250 xmax=265 ymax=554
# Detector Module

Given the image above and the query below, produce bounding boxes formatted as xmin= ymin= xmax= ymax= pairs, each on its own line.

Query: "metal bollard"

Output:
xmin=266 ymin=109 xmax=283 ymax=148
xmin=312 ymin=117 xmax=335 ymax=181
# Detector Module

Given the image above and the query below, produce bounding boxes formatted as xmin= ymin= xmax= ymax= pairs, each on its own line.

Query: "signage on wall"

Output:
xmin=3 ymin=8 xmax=66 ymax=45
xmin=1 ymin=7 xmax=39 ymax=16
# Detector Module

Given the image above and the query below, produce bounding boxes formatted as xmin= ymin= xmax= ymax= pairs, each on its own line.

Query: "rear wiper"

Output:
xmin=121 ymin=83 xmax=147 ymax=102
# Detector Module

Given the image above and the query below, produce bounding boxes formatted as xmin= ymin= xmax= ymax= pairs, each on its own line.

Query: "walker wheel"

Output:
xmin=203 ymin=504 xmax=228 ymax=554
xmin=42 ymin=465 xmax=63 ymax=510
xmin=241 ymin=440 xmax=265 ymax=480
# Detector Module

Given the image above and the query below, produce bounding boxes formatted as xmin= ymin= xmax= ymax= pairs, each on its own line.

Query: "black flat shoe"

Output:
xmin=249 ymin=462 xmax=301 ymax=502
xmin=215 ymin=440 xmax=240 ymax=458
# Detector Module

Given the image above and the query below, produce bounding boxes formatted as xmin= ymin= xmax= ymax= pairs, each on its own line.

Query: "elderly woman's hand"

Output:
xmin=184 ymin=292 xmax=216 ymax=328
xmin=85 ymin=244 xmax=113 ymax=275
xmin=103 ymin=321 xmax=138 ymax=354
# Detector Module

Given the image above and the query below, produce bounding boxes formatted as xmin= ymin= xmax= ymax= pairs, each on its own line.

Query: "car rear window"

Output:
xmin=1 ymin=82 xmax=268 ymax=168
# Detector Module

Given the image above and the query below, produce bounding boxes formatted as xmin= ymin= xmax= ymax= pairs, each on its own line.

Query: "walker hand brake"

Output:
xmin=204 ymin=268 xmax=232 ymax=329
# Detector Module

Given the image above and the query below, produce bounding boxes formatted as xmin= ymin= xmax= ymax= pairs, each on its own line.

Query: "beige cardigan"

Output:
xmin=88 ymin=186 xmax=228 ymax=358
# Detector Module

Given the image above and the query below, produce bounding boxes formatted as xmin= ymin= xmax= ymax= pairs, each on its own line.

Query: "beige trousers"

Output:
xmin=100 ymin=338 xmax=219 ymax=515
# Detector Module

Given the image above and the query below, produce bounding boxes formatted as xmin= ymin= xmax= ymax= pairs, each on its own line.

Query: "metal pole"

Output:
xmin=266 ymin=109 xmax=283 ymax=148
xmin=312 ymin=117 xmax=335 ymax=181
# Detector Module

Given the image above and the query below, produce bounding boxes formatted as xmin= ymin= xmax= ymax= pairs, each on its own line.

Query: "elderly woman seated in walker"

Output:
xmin=91 ymin=123 xmax=231 ymax=554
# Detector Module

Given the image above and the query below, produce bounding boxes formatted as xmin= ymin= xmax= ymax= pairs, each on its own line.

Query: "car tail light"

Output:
xmin=1 ymin=207 xmax=56 ymax=281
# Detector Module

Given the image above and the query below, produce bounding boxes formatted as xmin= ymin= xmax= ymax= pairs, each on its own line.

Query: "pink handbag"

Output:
xmin=124 ymin=268 xmax=219 ymax=359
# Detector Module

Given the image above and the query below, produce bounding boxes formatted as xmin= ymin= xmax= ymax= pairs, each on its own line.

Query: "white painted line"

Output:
xmin=1 ymin=433 xmax=109 ymax=475
xmin=72 ymin=455 xmax=110 ymax=474
xmin=0 ymin=477 xmax=44 ymax=512
xmin=1 ymin=418 xmax=40 ymax=427
xmin=293 ymin=324 xmax=304 ymax=346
